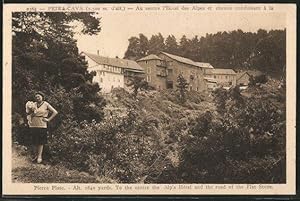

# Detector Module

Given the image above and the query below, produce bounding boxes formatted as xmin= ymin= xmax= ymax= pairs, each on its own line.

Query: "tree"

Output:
xmin=148 ymin=33 xmax=165 ymax=55
xmin=165 ymin=35 xmax=178 ymax=54
xmin=124 ymin=36 xmax=141 ymax=60
xmin=178 ymin=35 xmax=190 ymax=57
xmin=12 ymin=12 xmax=106 ymax=123
xmin=139 ymin=33 xmax=149 ymax=57
xmin=188 ymin=36 xmax=200 ymax=61
xmin=124 ymin=34 xmax=149 ymax=60
xmin=126 ymin=76 xmax=149 ymax=97
xmin=176 ymin=74 xmax=189 ymax=103
xmin=123 ymin=29 xmax=286 ymax=76
xmin=249 ymin=29 xmax=286 ymax=76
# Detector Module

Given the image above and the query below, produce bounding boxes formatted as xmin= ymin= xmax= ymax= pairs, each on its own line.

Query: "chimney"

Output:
xmin=97 ymin=50 xmax=100 ymax=55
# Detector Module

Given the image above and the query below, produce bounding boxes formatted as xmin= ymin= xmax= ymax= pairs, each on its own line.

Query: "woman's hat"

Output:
xmin=34 ymin=91 xmax=45 ymax=99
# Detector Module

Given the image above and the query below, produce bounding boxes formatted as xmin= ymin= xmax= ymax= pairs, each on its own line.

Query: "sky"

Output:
xmin=75 ymin=10 xmax=285 ymax=58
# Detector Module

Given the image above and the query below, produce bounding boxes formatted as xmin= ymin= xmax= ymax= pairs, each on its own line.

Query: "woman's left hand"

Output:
xmin=42 ymin=118 xmax=49 ymax=122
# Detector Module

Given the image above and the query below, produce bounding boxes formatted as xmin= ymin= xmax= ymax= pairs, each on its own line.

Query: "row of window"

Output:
xmin=147 ymin=67 xmax=202 ymax=75
xmin=99 ymin=76 xmax=121 ymax=83
xmin=145 ymin=60 xmax=167 ymax=66
xmin=213 ymin=75 xmax=234 ymax=80
xmin=102 ymin=65 xmax=122 ymax=73
xmin=146 ymin=73 xmax=202 ymax=82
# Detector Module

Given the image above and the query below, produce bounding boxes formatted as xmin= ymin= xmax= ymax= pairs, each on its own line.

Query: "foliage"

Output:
xmin=123 ymin=29 xmax=286 ymax=76
xmin=164 ymin=35 xmax=179 ymax=55
xmin=249 ymin=74 xmax=268 ymax=86
xmin=12 ymin=12 xmax=106 ymax=123
xmin=49 ymin=108 xmax=164 ymax=183
xmin=155 ymin=84 xmax=285 ymax=183
xmin=148 ymin=33 xmax=165 ymax=55
xmin=176 ymin=74 xmax=189 ymax=103
xmin=126 ymin=76 xmax=150 ymax=97
xmin=124 ymin=34 xmax=149 ymax=60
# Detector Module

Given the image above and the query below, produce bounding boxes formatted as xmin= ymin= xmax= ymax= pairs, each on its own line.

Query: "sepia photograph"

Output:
xmin=3 ymin=3 xmax=296 ymax=195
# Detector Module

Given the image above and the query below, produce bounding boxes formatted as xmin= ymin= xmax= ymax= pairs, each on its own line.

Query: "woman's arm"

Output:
xmin=44 ymin=104 xmax=58 ymax=122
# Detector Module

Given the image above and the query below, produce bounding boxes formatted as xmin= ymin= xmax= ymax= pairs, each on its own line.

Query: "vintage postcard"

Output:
xmin=2 ymin=3 xmax=296 ymax=195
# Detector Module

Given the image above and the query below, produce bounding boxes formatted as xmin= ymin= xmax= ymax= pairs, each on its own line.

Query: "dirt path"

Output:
xmin=11 ymin=145 xmax=103 ymax=183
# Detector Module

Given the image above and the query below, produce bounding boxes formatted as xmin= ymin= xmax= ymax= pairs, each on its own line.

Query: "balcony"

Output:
xmin=157 ymin=71 xmax=167 ymax=77
xmin=156 ymin=61 xmax=167 ymax=68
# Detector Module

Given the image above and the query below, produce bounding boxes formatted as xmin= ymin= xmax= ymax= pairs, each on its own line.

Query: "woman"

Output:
xmin=27 ymin=91 xmax=58 ymax=164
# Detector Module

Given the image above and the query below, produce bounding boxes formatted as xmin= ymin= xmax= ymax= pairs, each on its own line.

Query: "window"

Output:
xmin=225 ymin=76 xmax=228 ymax=79
xmin=190 ymin=86 xmax=193 ymax=91
xmin=100 ymin=77 xmax=103 ymax=83
xmin=146 ymin=61 xmax=148 ymax=64
xmin=147 ymin=67 xmax=151 ymax=73
xmin=214 ymin=75 xmax=216 ymax=79
xmin=103 ymin=72 xmax=105 ymax=76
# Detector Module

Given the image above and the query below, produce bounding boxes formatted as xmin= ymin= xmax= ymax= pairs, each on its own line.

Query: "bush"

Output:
xmin=155 ymin=86 xmax=285 ymax=183
xmin=48 ymin=108 xmax=165 ymax=183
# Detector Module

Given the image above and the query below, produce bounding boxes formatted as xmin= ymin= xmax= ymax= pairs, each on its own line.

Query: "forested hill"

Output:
xmin=124 ymin=29 xmax=286 ymax=77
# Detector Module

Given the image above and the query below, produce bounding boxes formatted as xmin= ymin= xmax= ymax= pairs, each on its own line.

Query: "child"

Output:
xmin=25 ymin=101 xmax=37 ymax=124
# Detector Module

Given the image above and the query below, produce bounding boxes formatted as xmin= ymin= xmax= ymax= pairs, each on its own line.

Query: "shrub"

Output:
xmin=48 ymin=107 xmax=165 ymax=183
xmin=155 ymin=85 xmax=285 ymax=183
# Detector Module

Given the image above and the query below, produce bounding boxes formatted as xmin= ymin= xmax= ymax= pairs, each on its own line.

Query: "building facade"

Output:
xmin=205 ymin=69 xmax=237 ymax=87
xmin=204 ymin=77 xmax=218 ymax=91
xmin=137 ymin=55 xmax=168 ymax=90
xmin=137 ymin=52 xmax=214 ymax=92
xmin=236 ymin=72 xmax=251 ymax=86
xmin=81 ymin=52 xmax=144 ymax=93
xmin=236 ymin=70 xmax=263 ymax=86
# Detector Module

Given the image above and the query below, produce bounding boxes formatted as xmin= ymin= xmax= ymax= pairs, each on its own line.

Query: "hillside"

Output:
xmin=13 ymin=79 xmax=285 ymax=183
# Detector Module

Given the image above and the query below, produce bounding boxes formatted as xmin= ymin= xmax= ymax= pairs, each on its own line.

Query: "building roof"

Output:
xmin=160 ymin=52 xmax=213 ymax=69
xmin=236 ymin=70 xmax=263 ymax=80
xmin=206 ymin=68 xmax=237 ymax=75
xmin=137 ymin=54 xmax=163 ymax=62
xmin=236 ymin=72 xmax=249 ymax=80
xmin=204 ymin=77 xmax=217 ymax=83
xmin=195 ymin=62 xmax=214 ymax=69
xmin=247 ymin=70 xmax=263 ymax=77
xmin=81 ymin=52 xmax=144 ymax=72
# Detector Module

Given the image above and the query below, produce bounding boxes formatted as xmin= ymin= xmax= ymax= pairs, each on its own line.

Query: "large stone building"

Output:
xmin=81 ymin=52 xmax=144 ymax=93
xmin=137 ymin=52 xmax=214 ymax=91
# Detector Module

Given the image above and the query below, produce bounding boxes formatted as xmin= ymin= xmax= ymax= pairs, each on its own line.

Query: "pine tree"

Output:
xmin=176 ymin=74 xmax=189 ymax=103
xmin=165 ymin=35 xmax=178 ymax=54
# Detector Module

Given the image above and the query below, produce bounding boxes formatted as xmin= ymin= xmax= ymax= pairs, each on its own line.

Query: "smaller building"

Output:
xmin=205 ymin=68 xmax=237 ymax=87
xmin=236 ymin=70 xmax=263 ymax=86
xmin=204 ymin=77 xmax=218 ymax=91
